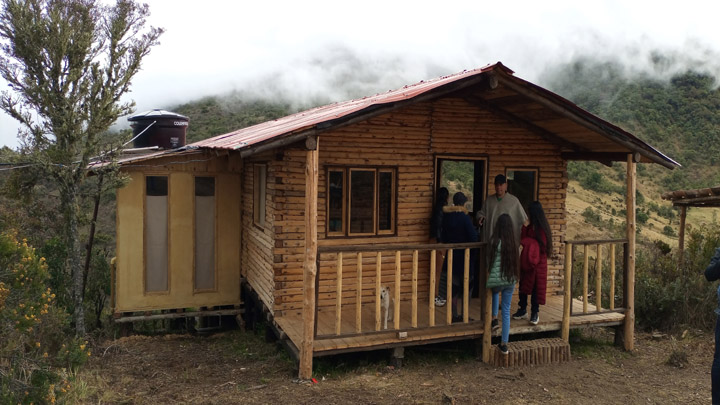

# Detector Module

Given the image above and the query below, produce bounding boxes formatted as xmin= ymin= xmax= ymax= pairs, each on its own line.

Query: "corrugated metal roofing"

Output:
xmin=111 ymin=61 xmax=678 ymax=169
xmin=191 ymin=63 xmax=508 ymax=151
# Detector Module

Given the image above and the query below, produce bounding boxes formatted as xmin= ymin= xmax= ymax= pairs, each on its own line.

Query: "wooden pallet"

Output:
xmin=490 ymin=337 xmax=570 ymax=368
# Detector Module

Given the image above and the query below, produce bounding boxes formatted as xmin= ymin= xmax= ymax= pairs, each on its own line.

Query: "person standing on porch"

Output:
xmin=704 ymin=248 xmax=720 ymax=404
xmin=486 ymin=214 xmax=519 ymax=354
xmin=477 ymin=174 xmax=528 ymax=245
xmin=441 ymin=192 xmax=478 ymax=321
xmin=513 ymin=201 xmax=553 ymax=326
xmin=430 ymin=187 xmax=450 ymax=307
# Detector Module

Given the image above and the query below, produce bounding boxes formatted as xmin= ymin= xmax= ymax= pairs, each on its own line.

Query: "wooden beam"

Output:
xmin=624 ymin=154 xmax=636 ymax=351
xmin=678 ymin=205 xmax=687 ymax=272
xmin=494 ymin=73 xmax=677 ymax=169
xmin=561 ymin=152 xmax=631 ymax=166
xmin=113 ymin=308 xmax=244 ymax=323
xmin=299 ymin=141 xmax=319 ymax=380
xmin=466 ymin=95 xmax=587 ymax=152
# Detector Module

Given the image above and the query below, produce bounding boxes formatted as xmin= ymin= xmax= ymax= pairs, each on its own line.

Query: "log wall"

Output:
xmin=115 ymin=152 xmax=242 ymax=312
xmin=263 ymin=98 xmax=568 ymax=316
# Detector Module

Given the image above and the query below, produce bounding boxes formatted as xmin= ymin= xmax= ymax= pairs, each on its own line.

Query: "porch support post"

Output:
xmin=677 ymin=205 xmax=687 ymax=272
xmin=561 ymin=243 xmax=572 ymax=342
xmin=300 ymin=136 xmax=319 ymax=379
xmin=624 ymin=153 xmax=637 ymax=351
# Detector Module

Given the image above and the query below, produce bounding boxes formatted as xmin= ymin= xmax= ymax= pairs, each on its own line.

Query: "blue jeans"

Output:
xmin=492 ymin=284 xmax=515 ymax=344
xmin=713 ymin=315 xmax=720 ymax=404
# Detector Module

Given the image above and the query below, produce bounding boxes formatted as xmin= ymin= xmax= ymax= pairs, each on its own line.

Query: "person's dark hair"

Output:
xmin=453 ymin=192 xmax=467 ymax=206
xmin=435 ymin=187 xmax=449 ymax=208
xmin=489 ymin=214 xmax=519 ymax=282
xmin=528 ymin=201 xmax=552 ymax=255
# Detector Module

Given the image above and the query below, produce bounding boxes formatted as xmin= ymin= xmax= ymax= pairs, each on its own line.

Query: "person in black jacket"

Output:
xmin=441 ymin=192 xmax=478 ymax=322
xmin=705 ymin=248 xmax=720 ymax=404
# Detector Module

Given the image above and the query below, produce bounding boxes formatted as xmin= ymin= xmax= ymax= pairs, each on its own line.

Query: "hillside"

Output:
xmin=166 ymin=57 xmax=720 ymax=247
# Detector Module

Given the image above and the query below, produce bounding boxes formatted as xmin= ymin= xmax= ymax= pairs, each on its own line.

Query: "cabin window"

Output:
xmin=327 ymin=170 xmax=346 ymax=235
xmin=194 ymin=176 xmax=216 ymax=291
xmin=145 ymin=175 xmax=168 ymax=293
xmin=253 ymin=164 xmax=267 ymax=227
xmin=506 ymin=168 xmax=539 ymax=214
xmin=327 ymin=167 xmax=396 ymax=237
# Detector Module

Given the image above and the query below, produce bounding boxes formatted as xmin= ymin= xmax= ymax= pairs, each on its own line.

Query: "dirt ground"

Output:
xmin=76 ymin=325 xmax=712 ymax=404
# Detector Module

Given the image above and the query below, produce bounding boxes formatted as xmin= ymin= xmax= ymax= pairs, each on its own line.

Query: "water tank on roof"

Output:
xmin=128 ymin=109 xmax=189 ymax=149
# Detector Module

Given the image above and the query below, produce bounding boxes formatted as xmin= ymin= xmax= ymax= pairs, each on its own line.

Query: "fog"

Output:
xmin=1 ymin=0 xmax=719 ymax=148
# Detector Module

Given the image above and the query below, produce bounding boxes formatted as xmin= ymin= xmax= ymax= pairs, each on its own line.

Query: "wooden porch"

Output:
xmin=274 ymin=294 xmax=624 ymax=356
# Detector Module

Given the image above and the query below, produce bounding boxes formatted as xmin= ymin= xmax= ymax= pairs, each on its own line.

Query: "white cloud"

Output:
xmin=1 ymin=0 xmax=719 ymax=148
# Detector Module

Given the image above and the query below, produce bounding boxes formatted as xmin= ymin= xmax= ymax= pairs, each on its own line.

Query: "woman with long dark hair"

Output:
xmin=486 ymin=214 xmax=519 ymax=354
xmin=430 ymin=187 xmax=449 ymax=306
xmin=513 ymin=201 xmax=553 ymax=325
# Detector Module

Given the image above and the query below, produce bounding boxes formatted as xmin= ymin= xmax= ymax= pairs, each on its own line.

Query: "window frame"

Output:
xmin=253 ymin=164 xmax=267 ymax=228
xmin=193 ymin=175 xmax=218 ymax=293
xmin=144 ymin=173 xmax=170 ymax=295
xmin=505 ymin=167 xmax=539 ymax=213
xmin=325 ymin=166 xmax=397 ymax=238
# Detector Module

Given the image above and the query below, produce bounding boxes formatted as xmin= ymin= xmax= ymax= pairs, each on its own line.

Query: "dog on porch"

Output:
xmin=380 ymin=286 xmax=395 ymax=329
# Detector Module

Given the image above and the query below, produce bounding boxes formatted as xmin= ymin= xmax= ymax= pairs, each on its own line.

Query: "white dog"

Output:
xmin=380 ymin=286 xmax=394 ymax=329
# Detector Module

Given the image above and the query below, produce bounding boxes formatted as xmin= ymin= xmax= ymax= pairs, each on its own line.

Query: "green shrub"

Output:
xmin=0 ymin=231 xmax=90 ymax=404
xmin=635 ymin=226 xmax=719 ymax=331
xmin=663 ymin=225 xmax=676 ymax=237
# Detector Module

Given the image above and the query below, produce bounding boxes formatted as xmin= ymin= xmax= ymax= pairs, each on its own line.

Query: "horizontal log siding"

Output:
xmin=241 ymin=152 xmax=277 ymax=314
xmin=267 ymin=98 xmax=567 ymax=315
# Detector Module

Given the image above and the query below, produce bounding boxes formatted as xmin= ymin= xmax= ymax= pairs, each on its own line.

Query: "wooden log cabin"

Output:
xmin=109 ymin=62 xmax=679 ymax=378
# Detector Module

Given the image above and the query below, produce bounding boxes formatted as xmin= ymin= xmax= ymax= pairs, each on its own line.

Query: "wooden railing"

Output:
xmin=561 ymin=238 xmax=628 ymax=341
xmin=315 ymin=242 xmax=486 ymax=340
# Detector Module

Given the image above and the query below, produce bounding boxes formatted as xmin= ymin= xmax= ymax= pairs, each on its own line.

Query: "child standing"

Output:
xmin=513 ymin=201 xmax=553 ymax=325
xmin=486 ymin=213 xmax=519 ymax=354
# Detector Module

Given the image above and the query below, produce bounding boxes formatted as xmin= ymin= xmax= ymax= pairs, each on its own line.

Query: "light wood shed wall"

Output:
xmin=115 ymin=153 xmax=242 ymax=312
xmin=265 ymin=98 xmax=568 ymax=317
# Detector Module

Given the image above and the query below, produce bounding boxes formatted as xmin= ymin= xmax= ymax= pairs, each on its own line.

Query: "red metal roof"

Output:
xmin=191 ymin=63 xmax=511 ymax=150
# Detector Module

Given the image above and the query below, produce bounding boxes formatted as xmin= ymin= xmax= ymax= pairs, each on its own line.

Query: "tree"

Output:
xmin=0 ymin=0 xmax=162 ymax=335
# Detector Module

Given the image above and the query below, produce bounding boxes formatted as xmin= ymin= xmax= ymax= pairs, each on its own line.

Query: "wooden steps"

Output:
xmin=490 ymin=338 xmax=570 ymax=368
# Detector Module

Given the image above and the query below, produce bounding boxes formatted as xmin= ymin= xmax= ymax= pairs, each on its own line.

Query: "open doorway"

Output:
xmin=435 ymin=156 xmax=487 ymax=219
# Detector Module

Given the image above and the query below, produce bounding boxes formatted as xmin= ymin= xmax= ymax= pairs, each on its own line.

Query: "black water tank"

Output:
xmin=128 ymin=109 xmax=189 ymax=149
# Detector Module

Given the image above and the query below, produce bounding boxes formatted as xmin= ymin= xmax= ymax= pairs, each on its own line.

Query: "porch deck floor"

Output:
xmin=273 ymin=294 xmax=624 ymax=356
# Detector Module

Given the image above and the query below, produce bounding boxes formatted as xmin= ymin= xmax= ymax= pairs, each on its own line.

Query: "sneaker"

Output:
xmin=434 ymin=296 xmax=446 ymax=307
xmin=512 ymin=308 xmax=528 ymax=320
xmin=530 ymin=312 xmax=539 ymax=325
xmin=499 ymin=343 xmax=509 ymax=355
xmin=491 ymin=319 xmax=499 ymax=332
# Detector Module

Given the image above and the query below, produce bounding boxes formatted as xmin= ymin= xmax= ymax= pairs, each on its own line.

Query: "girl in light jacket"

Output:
xmin=487 ymin=214 xmax=519 ymax=354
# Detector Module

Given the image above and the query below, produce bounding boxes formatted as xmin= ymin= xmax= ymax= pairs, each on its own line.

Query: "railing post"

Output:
xmin=375 ymin=252 xmax=382 ymax=331
xmin=336 ymin=253 xmax=343 ymax=335
xmin=463 ymin=248 xmax=470 ymax=323
xmin=429 ymin=250 xmax=436 ymax=327
xmin=356 ymin=252 xmax=362 ymax=333
xmin=394 ymin=251 xmax=401 ymax=330
xmin=446 ymin=249 xmax=453 ymax=325
xmin=609 ymin=244 xmax=616 ymax=310
xmin=412 ymin=250 xmax=418 ymax=328
xmin=582 ymin=244 xmax=589 ymax=314
xmin=562 ymin=243 xmax=573 ymax=342
xmin=596 ymin=244 xmax=602 ymax=312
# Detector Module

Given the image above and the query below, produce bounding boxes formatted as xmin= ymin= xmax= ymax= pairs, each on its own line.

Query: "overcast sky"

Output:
xmin=1 ymin=0 xmax=719 ymax=149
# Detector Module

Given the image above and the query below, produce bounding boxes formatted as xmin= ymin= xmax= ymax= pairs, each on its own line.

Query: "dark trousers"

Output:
xmin=713 ymin=315 xmax=720 ymax=404
xmin=518 ymin=286 xmax=539 ymax=314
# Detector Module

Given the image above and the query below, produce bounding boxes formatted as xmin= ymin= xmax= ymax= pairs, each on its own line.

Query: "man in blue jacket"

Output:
xmin=705 ymin=248 xmax=720 ymax=404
